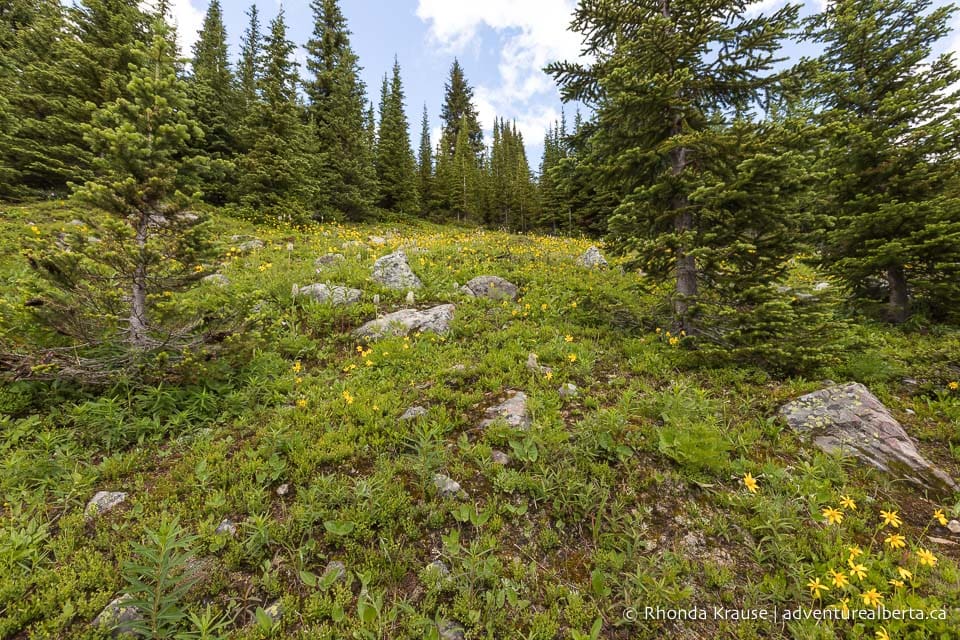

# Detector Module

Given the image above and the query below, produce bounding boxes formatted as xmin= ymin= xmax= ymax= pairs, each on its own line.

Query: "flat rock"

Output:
xmin=779 ymin=382 xmax=958 ymax=497
xmin=559 ymin=383 xmax=579 ymax=399
xmin=491 ymin=450 xmax=510 ymax=465
xmin=372 ymin=250 xmax=422 ymax=290
xmin=461 ymin=275 xmax=518 ymax=301
xmin=438 ymin=620 xmax=466 ymax=640
xmin=400 ymin=406 xmax=428 ymax=421
xmin=577 ymin=246 xmax=608 ymax=268
xmin=433 ymin=473 xmax=463 ymax=497
xmin=323 ymin=560 xmax=348 ymax=583
xmin=202 ymin=273 xmax=229 ymax=287
xmin=85 ymin=491 xmax=127 ymax=519
xmin=479 ymin=392 xmax=531 ymax=430
xmin=237 ymin=239 xmax=264 ymax=253
xmin=294 ymin=283 xmax=362 ymax=305
xmin=354 ymin=304 xmax=455 ymax=341
xmin=526 ymin=353 xmax=552 ymax=376
xmin=92 ymin=594 xmax=141 ymax=636
xmin=215 ymin=519 xmax=237 ymax=536
xmin=314 ymin=253 xmax=345 ymax=269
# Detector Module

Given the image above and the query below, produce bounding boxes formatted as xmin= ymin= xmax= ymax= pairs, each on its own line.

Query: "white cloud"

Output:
xmin=141 ymin=0 xmax=205 ymax=56
xmin=415 ymin=0 xmax=583 ymax=146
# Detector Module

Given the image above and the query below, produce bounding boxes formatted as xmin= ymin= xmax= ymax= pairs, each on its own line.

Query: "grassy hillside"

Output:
xmin=1 ymin=201 xmax=959 ymax=639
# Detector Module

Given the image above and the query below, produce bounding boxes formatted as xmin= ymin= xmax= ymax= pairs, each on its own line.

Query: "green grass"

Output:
xmin=1 ymin=201 xmax=959 ymax=639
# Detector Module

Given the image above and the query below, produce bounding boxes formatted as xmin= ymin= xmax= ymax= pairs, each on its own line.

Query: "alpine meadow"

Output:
xmin=4 ymin=0 xmax=960 ymax=638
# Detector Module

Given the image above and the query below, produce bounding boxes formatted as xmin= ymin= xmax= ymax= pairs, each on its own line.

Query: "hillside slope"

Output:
xmin=1 ymin=202 xmax=959 ymax=639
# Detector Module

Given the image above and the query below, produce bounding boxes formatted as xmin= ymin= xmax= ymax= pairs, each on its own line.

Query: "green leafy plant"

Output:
xmin=120 ymin=515 xmax=200 ymax=638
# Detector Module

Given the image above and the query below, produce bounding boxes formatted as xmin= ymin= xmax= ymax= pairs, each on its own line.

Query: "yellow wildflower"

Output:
xmin=828 ymin=568 xmax=849 ymax=588
xmin=861 ymin=588 xmax=883 ymax=608
xmin=807 ymin=577 xmax=830 ymax=599
xmin=292 ymin=360 xmax=302 ymax=373
xmin=933 ymin=509 xmax=948 ymax=526
xmin=880 ymin=510 xmax=902 ymax=528
xmin=848 ymin=560 xmax=868 ymax=582
xmin=342 ymin=390 xmax=354 ymax=405
xmin=888 ymin=579 xmax=905 ymax=589
xmin=949 ymin=381 xmax=959 ymax=390
xmin=742 ymin=472 xmax=759 ymax=494
xmin=194 ymin=264 xmax=204 ymax=273
xmin=544 ymin=370 xmax=553 ymax=381
xmin=916 ymin=548 xmax=937 ymax=567
xmin=296 ymin=398 xmax=307 ymax=408
xmin=565 ymin=335 xmax=574 ymax=343
xmin=822 ymin=506 xmax=844 ymax=525
xmin=896 ymin=567 xmax=912 ymax=581
xmin=876 ymin=628 xmax=890 ymax=640
xmin=884 ymin=533 xmax=906 ymax=550
xmin=568 ymin=354 xmax=577 ymax=362
xmin=839 ymin=495 xmax=857 ymax=511
xmin=848 ymin=545 xmax=864 ymax=561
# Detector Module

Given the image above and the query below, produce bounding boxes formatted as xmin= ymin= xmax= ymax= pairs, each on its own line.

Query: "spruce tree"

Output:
xmin=24 ymin=19 xmax=210 ymax=369
xmin=0 ymin=0 xmax=93 ymax=197
xmin=235 ymin=9 xmax=315 ymax=221
xmin=237 ymin=5 xmax=262 ymax=117
xmin=440 ymin=59 xmax=484 ymax=157
xmin=548 ymin=0 xmax=802 ymax=332
xmin=375 ymin=58 xmax=419 ymax=214
xmin=807 ymin=0 xmax=960 ymax=322
xmin=188 ymin=0 xmax=236 ymax=205
xmin=304 ymin=0 xmax=377 ymax=221
xmin=417 ymin=105 xmax=434 ymax=216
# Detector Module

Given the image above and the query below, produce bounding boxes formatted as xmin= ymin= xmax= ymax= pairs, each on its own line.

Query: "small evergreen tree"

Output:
xmin=417 ymin=105 xmax=434 ymax=216
xmin=24 ymin=19 xmax=211 ymax=373
xmin=807 ymin=0 xmax=960 ymax=322
xmin=236 ymin=4 xmax=262 ymax=119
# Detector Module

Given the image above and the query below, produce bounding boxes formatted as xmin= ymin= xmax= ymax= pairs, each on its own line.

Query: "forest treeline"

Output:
xmin=0 ymin=0 xmax=556 ymax=230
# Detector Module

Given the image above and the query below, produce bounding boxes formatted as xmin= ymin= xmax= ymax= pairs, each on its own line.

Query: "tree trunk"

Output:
xmin=129 ymin=211 xmax=150 ymax=349
xmin=886 ymin=265 xmax=909 ymax=323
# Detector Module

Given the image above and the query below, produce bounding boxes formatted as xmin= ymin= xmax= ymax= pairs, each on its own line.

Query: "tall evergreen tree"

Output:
xmin=235 ymin=9 xmax=314 ymax=221
xmin=375 ymin=58 xmax=419 ymax=213
xmin=548 ymin=0 xmax=803 ymax=333
xmin=440 ymin=59 xmax=483 ymax=157
xmin=188 ymin=0 xmax=235 ymax=204
xmin=25 ymin=19 xmax=210 ymax=366
xmin=417 ymin=105 xmax=434 ymax=216
xmin=0 ymin=0 xmax=93 ymax=197
xmin=448 ymin=115 xmax=483 ymax=223
xmin=304 ymin=0 xmax=377 ymax=221
xmin=807 ymin=0 xmax=960 ymax=322
xmin=237 ymin=4 xmax=262 ymax=116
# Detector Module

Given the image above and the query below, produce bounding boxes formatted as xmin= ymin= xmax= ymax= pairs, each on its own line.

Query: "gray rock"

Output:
xmin=323 ymin=560 xmax=347 ymax=583
xmin=314 ymin=253 xmax=345 ymax=269
xmin=276 ymin=483 xmax=290 ymax=497
xmin=526 ymin=353 xmax=552 ymax=376
xmin=460 ymin=275 xmax=519 ymax=301
xmin=577 ymin=246 xmax=608 ymax=268
xmin=491 ymin=450 xmax=510 ymax=466
xmin=400 ymin=406 xmax=428 ymax=421
xmin=92 ymin=594 xmax=141 ymax=636
xmin=354 ymin=304 xmax=455 ymax=341
xmin=426 ymin=560 xmax=450 ymax=577
xmin=779 ymin=382 xmax=958 ymax=497
xmin=479 ymin=392 xmax=531 ymax=430
xmin=202 ymin=273 xmax=229 ymax=287
xmin=368 ymin=235 xmax=387 ymax=246
xmin=433 ymin=473 xmax=463 ymax=497
xmin=294 ymin=283 xmax=362 ymax=306
xmin=68 ymin=219 xmax=85 ymax=226
xmin=85 ymin=491 xmax=127 ymax=519
xmin=262 ymin=600 xmax=282 ymax=622
xmin=237 ymin=239 xmax=264 ymax=253
xmin=215 ymin=519 xmax=237 ymax=536
xmin=949 ymin=520 xmax=960 ymax=534
xmin=438 ymin=620 xmax=466 ymax=640
xmin=814 ymin=282 xmax=831 ymax=291
xmin=341 ymin=240 xmax=363 ymax=249
xmin=559 ymin=383 xmax=579 ymax=399
xmin=372 ymin=250 xmax=422 ymax=290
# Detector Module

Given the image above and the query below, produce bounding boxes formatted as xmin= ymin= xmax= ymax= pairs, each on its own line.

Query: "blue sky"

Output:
xmin=164 ymin=0 xmax=960 ymax=167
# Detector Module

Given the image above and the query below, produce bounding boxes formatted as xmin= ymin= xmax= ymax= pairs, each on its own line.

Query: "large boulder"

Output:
xmin=479 ymin=392 xmax=531 ymax=430
xmin=779 ymin=383 xmax=958 ymax=497
xmin=294 ymin=283 xmax=362 ymax=306
xmin=372 ymin=250 xmax=422 ymax=290
xmin=461 ymin=275 xmax=518 ymax=301
xmin=354 ymin=304 xmax=455 ymax=341
xmin=577 ymin=246 xmax=608 ymax=268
